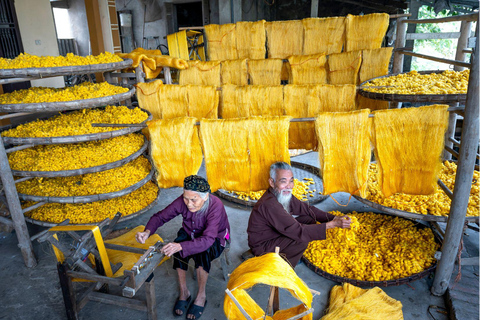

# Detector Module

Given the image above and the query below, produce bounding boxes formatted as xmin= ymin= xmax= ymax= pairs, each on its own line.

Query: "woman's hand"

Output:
xmin=161 ymin=242 xmax=183 ymax=257
xmin=135 ymin=230 xmax=151 ymax=244
xmin=326 ymin=216 xmax=352 ymax=229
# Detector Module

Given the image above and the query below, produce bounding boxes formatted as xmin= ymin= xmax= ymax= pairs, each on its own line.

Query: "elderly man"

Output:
xmin=247 ymin=162 xmax=351 ymax=267
xmin=136 ymin=175 xmax=230 ymax=320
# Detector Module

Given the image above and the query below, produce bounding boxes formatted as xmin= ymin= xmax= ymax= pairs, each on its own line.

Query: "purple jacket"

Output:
xmin=145 ymin=194 xmax=230 ymax=257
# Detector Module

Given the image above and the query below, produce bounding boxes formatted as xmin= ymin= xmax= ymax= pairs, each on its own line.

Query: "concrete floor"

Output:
xmin=0 ymin=152 xmax=477 ymax=320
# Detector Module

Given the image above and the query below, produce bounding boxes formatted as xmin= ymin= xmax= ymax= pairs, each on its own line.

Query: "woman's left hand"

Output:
xmin=161 ymin=242 xmax=183 ymax=257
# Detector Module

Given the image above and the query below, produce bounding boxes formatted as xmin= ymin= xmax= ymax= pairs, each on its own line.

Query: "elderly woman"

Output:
xmin=136 ymin=175 xmax=230 ymax=320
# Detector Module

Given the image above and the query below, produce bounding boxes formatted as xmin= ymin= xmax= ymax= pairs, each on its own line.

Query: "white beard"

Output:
xmin=275 ymin=189 xmax=293 ymax=213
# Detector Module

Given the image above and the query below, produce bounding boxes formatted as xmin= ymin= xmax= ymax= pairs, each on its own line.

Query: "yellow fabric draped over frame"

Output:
xmin=287 ymin=53 xmax=327 ymax=85
xmin=284 ymin=85 xmax=317 ymax=150
xmin=200 ymin=117 xmax=291 ymax=192
xmin=204 ymin=23 xmax=238 ymax=60
xmin=372 ymin=105 xmax=449 ymax=197
xmin=147 ymin=117 xmax=203 ymax=188
xmin=221 ymin=59 xmax=248 ymax=85
xmin=224 ymin=253 xmax=313 ymax=320
xmin=315 ymin=109 xmax=371 ymax=197
xmin=345 ymin=13 xmax=389 ymax=52
xmin=248 ymin=59 xmax=284 ymax=85
xmin=179 ymin=60 xmax=222 ymax=86
xmin=266 ymin=20 xmax=304 ymax=59
xmin=135 ymin=80 xmax=163 ymax=120
xmin=236 ymin=20 xmax=267 ymax=59
xmin=327 ymin=50 xmax=362 ymax=84
xmin=302 ymin=17 xmax=345 ymax=55
xmin=321 ymin=283 xmax=403 ymax=320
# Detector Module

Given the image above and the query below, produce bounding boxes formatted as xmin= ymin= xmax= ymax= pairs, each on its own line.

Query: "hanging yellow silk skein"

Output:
xmin=302 ymin=17 xmax=345 ymax=55
xmin=266 ymin=20 xmax=304 ymax=59
xmin=287 ymin=53 xmax=327 ymax=85
xmin=158 ymin=85 xmax=188 ymax=119
xmin=315 ymin=110 xmax=371 ymax=197
xmin=179 ymin=60 xmax=222 ymax=86
xmin=372 ymin=105 xmax=449 ymax=197
xmin=221 ymin=59 xmax=249 ymax=85
xmin=345 ymin=13 xmax=389 ymax=52
xmin=135 ymin=80 xmax=163 ymax=120
xmin=327 ymin=51 xmax=362 ymax=85
xmin=185 ymin=85 xmax=219 ymax=120
xmin=236 ymin=20 xmax=267 ymax=59
xmin=308 ymin=84 xmax=357 ymax=114
xmin=248 ymin=59 xmax=284 ymax=85
xmin=224 ymin=253 xmax=313 ymax=320
xmin=204 ymin=23 xmax=238 ymax=60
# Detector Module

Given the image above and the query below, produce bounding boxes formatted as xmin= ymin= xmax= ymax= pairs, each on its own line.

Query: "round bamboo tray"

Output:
xmin=23 ymin=184 xmax=161 ymax=227
xmin=0 ymin=59 xmax=133 ymax=78
xmin=17 ymin=167 xmax=154 ymax=203
xmin=11 ymin=136 xmax=148 ymax=177
xmin=215 ymin=161 xmax=329 ymax=207
xmin=353 ymin=195 xmax=479 ymax=223
xmin=358 ymin=70 xmax=467 ymax=103
xmin=301 ymin=218 xmax=440 ymax=287
xmin=2 ymin=107 xmax=151 ymax=145
xmin=0 ymin=87 xmax=135 ymax=113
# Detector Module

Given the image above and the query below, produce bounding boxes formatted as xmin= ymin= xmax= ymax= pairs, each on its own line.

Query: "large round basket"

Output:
xmin=353 ymin=195 xmax=479 ymax=223
xmin=215 ymin=161 xmax=329 ymax=207
xmin=301 ymin=218 xmax=440 ymax=287
xmin=358 ymin=70 xmax=467 ymax=103
xmin=17 ymin=166 xmax=154 ymax=203
xmin=0 ymin=59 xmax=133 ymax=78
xmin=1 ymin=107 xmax=151 ymax=145
xmin=11 ymin=136 xmax=147 ymax=177
xmin=0 ymin=87 xmax=135 ymax=113
xmin=23 ymin=184 xmax=161 ymax=227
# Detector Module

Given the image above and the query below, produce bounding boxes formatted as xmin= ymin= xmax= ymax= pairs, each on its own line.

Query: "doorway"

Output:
xmin=175 ymin=1 xmax=203 ymax=29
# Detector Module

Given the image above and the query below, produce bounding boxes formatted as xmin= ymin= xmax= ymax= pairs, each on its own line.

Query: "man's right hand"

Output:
xmin=326 ymin=216 xmax=352 ymax=229
xmin=135 ymin=230 xmax=151 ymax=244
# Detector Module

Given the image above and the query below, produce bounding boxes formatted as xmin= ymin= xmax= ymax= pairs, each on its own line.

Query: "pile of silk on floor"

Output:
xmin=315 ymin=109 xmax=371 ymax=197
xmin=147 ymin=117 xmax=203 ymax=188
xmin=372 ymin=105 xmax=449 ymax=197
xmin=224 ymin=253 xmax=313 ymax=320
xmin=200 ymin=117 xmax=290 ymax=192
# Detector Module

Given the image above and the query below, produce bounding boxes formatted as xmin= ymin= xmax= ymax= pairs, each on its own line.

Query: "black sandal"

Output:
xmin=173 ymin=295 xmax=191 ymax=317
xmin=186 ymin=300 xmax=207 ymax=320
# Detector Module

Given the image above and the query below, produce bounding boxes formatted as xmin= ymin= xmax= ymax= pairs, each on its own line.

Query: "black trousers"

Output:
xmin=172 ymin=228 xmax=224 ymax=273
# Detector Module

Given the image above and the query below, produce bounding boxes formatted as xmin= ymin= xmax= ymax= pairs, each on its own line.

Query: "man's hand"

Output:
xmin=135 ymin=230 xmax=151 ymax=244
xmin=161 ymin=242 xmax=183 ymax=257
xmin=326 ymin=216 xmax=352 ymax=229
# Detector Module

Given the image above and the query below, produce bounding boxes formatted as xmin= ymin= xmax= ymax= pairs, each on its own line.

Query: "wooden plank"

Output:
xmin=455 ymin=21 xmax=473 ymax=71
xmin=393 ymin=16 xmax=408 ymax=73
xmin=443 ymin=111 xmax=457 ymax=161
xmin=88 ymin=291 xmax=147 ymax=311
xmin=103 ymin=243 xmax=147 ymax=254
xmin=145 ymin=274 xmax=156 ymax=320
xmin=431 ymin=24 xmax=479 ymax=296
xmin=437 ymin=180 xmax=454 ymax=200
xmin=404 ymin=13 xmax=478 ymax=24
xmin=66 ymin=270 xmax=124 ymax=286
xmin=406 ymin=32 xmax=461 ymax=40
xmin=395 ymin=48 xmax=471 ymax=68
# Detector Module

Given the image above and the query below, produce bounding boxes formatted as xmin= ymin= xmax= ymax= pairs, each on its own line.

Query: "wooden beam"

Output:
xmin=431 ymin=23 xmax=479 ymax=296
xmin=395 ymin=48 xmax=472 ymax=68
xmin=311 ymin=0 xmax=319 ymax=17
xmin=403 ymin=12 xmax=478 ymax=24
xmin=455 ymin=20 xmax=473 ymax=71
xmin=85 ymin=0 xmax=105 ymax=82
xmin=406 ymin=32 xmax=461 ymax=40
xmin=393 ymin=16 xmax=408 ymax=73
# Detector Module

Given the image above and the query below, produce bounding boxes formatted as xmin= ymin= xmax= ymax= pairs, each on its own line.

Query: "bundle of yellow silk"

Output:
xmin=308 ymin=84 xmax=356 ymax=114
xmin=266 ymin=20 xmax=304 ymax=59
xmin=135 ymin=80 xmax=163 ymax=120
xmin=200 ymin=117 xmax=291 ymax=192
xmin=315 ymin=110 xmax=371 ymax=197
xmin=321 ymin=283 xmax=403 ymax=320
xmin=221 ymin=59 xmax=248 ymax=85
xmin=302 ymin=17 xmax=345 ymax=55
xmin=236 ymin=20 xmax=267 ymax=59
xmin=345 ymin=13 xmax=389 ymax=52
xmin=219 ymin=85 xmax=242 ymax=119
xmin=284 ymin=85 xmax=317 ymax=150
xmin=105 ymin=226 xmax=168 ymax=277
xmin=327 ymin=51 xmax=362 ymax=84
xmin=359 ymin=47 xmax=393 ymax=83
xmin=158 ymin=85 xmax=188 ymax=119
xmin=204 ymin=23 xmax=238 ymax=60
xmin=179 ymin=60 xmax=221 ymax=86
xmin=356 ymin=94 xmax=389 ymax=111
xmin=185 ymin=85 xmax=219 ymax=119
xmin=287 ymin=54 xmax=327 ymax=85
xmin=224 ymin=253 xmax=313 ymax=320
xmin=248 ymin=59 xmax=283 ymax=85
xmin=147 ymin=117 xmax=202 ymax=188
xmin=372 ymin=105 xmax=449 ymax=197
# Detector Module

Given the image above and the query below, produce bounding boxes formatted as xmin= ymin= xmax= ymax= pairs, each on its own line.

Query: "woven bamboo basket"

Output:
xmin=358 ymin=70 xmax=467 ymax=103
xmin=0 ymin=87 xmax=135 ymax=113
xmin=301 ymin=217 xmax=441 ymax=287
xmin=215 ymin=161 xmax=329 ymax=207
xmin=0 ymin=59 xmax=133 ymax=78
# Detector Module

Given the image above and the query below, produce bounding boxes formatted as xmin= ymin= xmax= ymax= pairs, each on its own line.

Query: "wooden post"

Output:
xmin=57 ymin=262 xmax=79 ymax=320
xmin=454 ymin=20 xmax=473 ymax=72
xmin=311 ymin=0 xmax=319 ymax=18
xmin=85 ymin=0 xmax=106 ymax=83
xmin=443 ymin=108 xmax=457 ymax=161
xmin=0 ymin=138 xmax=36 ymax=267
xmin=145 ymin=273 xmax=157 ymax=320
xmin=431 ymin=24 xmax=479 ymax=296
xmin=392 ymin=16 xmax=408 ymax=74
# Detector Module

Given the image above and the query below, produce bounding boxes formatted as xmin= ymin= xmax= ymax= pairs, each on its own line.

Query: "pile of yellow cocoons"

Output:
xmin=303 ymin=211 xmax=438 ymax=282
